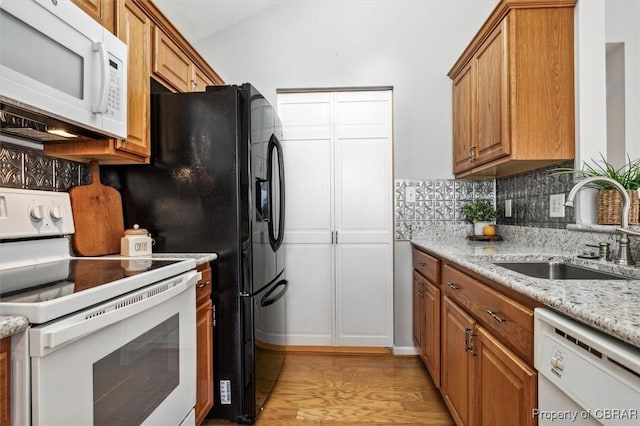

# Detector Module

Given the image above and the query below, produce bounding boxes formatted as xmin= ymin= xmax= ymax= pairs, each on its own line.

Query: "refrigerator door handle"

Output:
xmin=260 ymin=279 xmax=288 ymax=307
xmin=267 ymin=134 xmax=285 ymax=251
xmin=239 ymin=269 xmax=285 ymax=298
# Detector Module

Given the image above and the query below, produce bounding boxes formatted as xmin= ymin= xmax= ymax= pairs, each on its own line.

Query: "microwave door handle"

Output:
xmin=92 ymin=42 xmax=109 ymax=114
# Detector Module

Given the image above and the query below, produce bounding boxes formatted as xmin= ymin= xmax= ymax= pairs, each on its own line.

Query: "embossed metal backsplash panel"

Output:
xmin=496 ymin=161 xmax=575 ymax=229
xmin=395 ymin=179 xmax=495 ymax=240
xmin=0 ymin=143 xmax=88 ymax=191
xmin=395 ymin=162 xmax=577 ymax=240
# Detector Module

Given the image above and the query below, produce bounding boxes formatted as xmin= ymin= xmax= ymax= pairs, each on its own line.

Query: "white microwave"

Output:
xmin=0 ymin=0 xmax=127 ymax=140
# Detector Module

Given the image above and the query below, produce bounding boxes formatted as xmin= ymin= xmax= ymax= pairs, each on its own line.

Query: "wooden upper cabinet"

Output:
xmin=153 ymin=26 xmax=193 ymax=92
xmin=115 ymin=0 xmax=151 ymax=158
xmin=474 ymin=19 xmax=509 ymax=166
xmin=452 ymin=64 xmax=474 ymax=174
xmin=71 ymin=0 xmax=116 ymax=32
xmin=448 ymin=0 xmax=576 ymax=178
xmin=193 ymin=66 xmax=215 ymax=92
xmin=47 ymin=0 xmax=223 ymax=164
xmin=152 ymin=27 xmax=220 ymax=93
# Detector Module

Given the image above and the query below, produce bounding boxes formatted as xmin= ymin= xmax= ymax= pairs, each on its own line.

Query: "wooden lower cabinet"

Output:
xmin=474 ymin=326 xmax=537 ymax=426
xmin=441 ymin=296 xmax=475 ymax=426
xmin=413 ymin=246 xmax=539 ymax=426
xmin=0 ymin=337 xmax=10 ymax=426
xmin=421 ymin=277 xmax=441 ymax=388
xmin=195 ymin=265 xmax=214 ymax=425
xmin=412 ymin=272 xmax=422 ymax=347
xmin=412 ymin=248 xmax=442 ymax=388
xmin=441 ymin=296 xmax=537 ymax=426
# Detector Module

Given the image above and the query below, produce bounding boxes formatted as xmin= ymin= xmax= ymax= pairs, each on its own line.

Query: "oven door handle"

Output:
xmin=30 ymin=270 xmax=200 ymax=357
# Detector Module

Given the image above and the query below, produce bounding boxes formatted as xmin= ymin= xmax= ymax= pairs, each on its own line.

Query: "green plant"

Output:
xmin=461 ymin=200 xmax=497 ymax=224
xmin=551 ymin=154 xmax=640 ymax=190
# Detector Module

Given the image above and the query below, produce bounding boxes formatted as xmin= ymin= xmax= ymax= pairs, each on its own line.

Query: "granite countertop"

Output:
xmin=0 ymin=252 xmax=218 ymax=339
xmin=411 ymin=238 xmax=640 ymax=349
xmin=0 ymin=315 xmax=28 ymax=339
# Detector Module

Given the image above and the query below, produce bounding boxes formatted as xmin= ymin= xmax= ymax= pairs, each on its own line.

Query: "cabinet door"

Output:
xmin=192 ymin=66 xmax=214 ymax=92
xmin=153 ymin=27 xmax=192 ymax=92
xmin=72 ymin=0 xmax=115 ymax=32
xmin=116 ymin=0 xmax=151 ymax=158
xmin=422 ymin=278 xmax=441 ymax=389
xmin=442 ymin=296 xmax=476 ymax=426
xmin=452 ymin=64 xmax=475 ymax=174
xmin=474 ymin=18 xmax=510 ymax=165
xmin=413 ymin=272 xmax=423 ymax=347
xmin=195 ymin=299 xmax=214 ymax=424
xmin=0 ymin=337 xmax=9 ymax=426
xmin=474 ymin=326 xmax=536 ymax=426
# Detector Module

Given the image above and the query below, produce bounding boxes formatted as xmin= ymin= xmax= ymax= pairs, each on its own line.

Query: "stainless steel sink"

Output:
xmin=493 ymin=261 xmax=628 ymax=280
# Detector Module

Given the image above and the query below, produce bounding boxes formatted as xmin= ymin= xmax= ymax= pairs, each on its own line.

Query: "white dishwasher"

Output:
xmin=534 ymin=308 xmax=640 ymax=425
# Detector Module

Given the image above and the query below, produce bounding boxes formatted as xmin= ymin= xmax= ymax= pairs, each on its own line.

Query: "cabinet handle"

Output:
xmin=486 ymin=310 xmax=506 ymax=323
xmin=464 ymin=327 xmax=478 ymax=356
xmin=447 ymin=282 xmax=459 ymax=290
xmin=198 ymin=280 xmax=211 ymax=288
xmin=418 ymin=262 xmax=426 ymax=267
xmin=464 ymin=327 xmax=472 ymax=352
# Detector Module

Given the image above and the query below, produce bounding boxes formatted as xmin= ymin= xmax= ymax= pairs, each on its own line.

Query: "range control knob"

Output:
xmin=49 ymin=206 xmax=64 ymax=221
xmin=29 ymin=205 xmax=45 ymax=222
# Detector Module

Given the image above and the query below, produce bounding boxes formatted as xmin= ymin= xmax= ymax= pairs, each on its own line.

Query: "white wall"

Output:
xmin=573 ymin=0 xmax=640 ymax=223
xmin=606 ymin=0 xmax=640 ymax=162
xmin=194 ymin=0 xmax=496 ymax=180
xmin=194 ymin=0 xmax=496 ymax=351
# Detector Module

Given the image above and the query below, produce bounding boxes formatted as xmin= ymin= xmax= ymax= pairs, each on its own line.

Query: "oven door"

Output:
xmin=29 ymin=270 xmax=199 ymax=426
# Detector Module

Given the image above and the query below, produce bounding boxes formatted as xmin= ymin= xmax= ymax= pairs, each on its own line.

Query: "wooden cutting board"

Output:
xmin=69 ymin=161 xmax=124 ymax=256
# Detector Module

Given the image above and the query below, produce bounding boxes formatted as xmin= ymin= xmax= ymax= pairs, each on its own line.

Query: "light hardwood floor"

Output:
xmin=204 ymin=353 xmax=454 ymax=425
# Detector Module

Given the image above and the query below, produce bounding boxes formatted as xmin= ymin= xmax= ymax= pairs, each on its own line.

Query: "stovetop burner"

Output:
xmin=0 ymin=258 xmax=180 ymax=303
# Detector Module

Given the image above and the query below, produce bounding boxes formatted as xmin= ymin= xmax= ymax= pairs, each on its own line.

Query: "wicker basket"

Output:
xmin=597 ymin=189 xmax=640 ymax=225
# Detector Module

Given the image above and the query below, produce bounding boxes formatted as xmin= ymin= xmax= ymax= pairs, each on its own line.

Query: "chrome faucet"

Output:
xmin=565 ymin=176 xmax=635 ymax=266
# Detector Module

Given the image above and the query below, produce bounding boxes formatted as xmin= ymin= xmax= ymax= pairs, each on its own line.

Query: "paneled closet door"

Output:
xmin=278 ymin=93 xmax=335 ymax=345
xmin=334 ymin=91 xmax=393 ymax=346
xmin=278 ymin=90 xmax=393 ymax=348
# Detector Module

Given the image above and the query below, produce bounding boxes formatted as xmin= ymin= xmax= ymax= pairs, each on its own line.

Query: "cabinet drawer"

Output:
xmin=196 ymin=266 xmax=212 ymax=306
xmin=442 ymin=263 xmax=534 ymax=363
xmin=412 ymin=248 xmax=440 ymax=283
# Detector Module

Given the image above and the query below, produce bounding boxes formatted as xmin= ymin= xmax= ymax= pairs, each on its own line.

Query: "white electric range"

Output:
xmin=0 ymin=188 xmax=199 ymax=426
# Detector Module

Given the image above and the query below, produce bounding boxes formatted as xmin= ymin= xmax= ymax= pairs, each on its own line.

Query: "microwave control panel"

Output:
xmin=107 ymin=53 xmax=123 ymax=120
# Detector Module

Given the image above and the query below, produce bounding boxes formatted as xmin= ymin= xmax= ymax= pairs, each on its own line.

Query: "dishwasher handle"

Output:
xmin=30 ymin=270 xmax=200 ymax=357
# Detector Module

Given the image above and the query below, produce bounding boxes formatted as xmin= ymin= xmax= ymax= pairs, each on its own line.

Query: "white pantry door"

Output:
xmin=278 ymin=90 xmax=393 ymax=347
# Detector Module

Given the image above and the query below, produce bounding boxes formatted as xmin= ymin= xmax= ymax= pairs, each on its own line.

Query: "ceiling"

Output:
xmin=153 ymin=0 xmax=283 ymax=43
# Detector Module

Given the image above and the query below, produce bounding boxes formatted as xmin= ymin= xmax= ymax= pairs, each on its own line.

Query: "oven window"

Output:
xmin=93 ymin=314 xmax=180 ymax=426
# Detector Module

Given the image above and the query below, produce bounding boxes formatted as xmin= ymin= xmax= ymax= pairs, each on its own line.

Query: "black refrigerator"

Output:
xmin=104 ymin=83 xmax=287 ymax=424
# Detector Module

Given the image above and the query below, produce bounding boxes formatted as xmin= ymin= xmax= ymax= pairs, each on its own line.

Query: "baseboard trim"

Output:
xmin=392 ymin=346 xmax=420 ymax=356
xmin=280 ymin=345 xmax=392 ymax=355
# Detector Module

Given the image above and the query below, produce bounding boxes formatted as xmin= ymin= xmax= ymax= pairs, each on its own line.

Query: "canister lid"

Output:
xmin=124 ymin=224 xmax=149 ymax=235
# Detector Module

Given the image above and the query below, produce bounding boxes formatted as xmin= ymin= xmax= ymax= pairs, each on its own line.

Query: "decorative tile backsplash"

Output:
xmin=0 ymin=142 xmax=88 ymax=191
xmin=396 ymin=162 xmax=578 ymax=240
xmin=395 ymin=179 xmax=495 ymax=239
xmin=495 ymin=161 xmax=576 ymax=228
